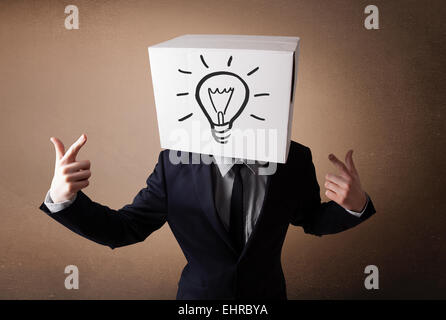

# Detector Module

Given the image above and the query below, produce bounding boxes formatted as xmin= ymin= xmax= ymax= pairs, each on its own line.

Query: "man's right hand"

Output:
xmin=49 ymin=134 xmax=91 ymax=203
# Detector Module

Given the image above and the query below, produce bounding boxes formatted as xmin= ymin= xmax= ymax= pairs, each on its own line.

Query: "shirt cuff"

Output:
xmin=44 ymin=190 xmax=76 ymax=213
xmin=345 ymin=194 xmax=370 ymax=218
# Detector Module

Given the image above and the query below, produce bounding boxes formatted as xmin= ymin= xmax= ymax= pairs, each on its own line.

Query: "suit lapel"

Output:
xmin=191 ymin=160 xmax=238 ymax=256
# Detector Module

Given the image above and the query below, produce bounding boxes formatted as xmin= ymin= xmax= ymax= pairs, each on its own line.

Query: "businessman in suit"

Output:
xmin=40 ymin=133 xmax=375 ymax=299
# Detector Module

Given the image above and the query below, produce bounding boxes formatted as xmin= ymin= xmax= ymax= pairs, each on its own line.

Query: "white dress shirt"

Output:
xmin=211 ymin=157 xmax=268 ymax=244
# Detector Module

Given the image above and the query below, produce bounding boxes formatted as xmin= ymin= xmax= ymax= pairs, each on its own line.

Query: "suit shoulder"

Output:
xmin=281 ymin=141 xmax=314 ymax=173
xmin=156 ymin=149 xmax=175 ymax=172
xmin=159 ymin=149 xmax=201 ymax=168
xmin=288 ymin=140 xmax=312 ymax=158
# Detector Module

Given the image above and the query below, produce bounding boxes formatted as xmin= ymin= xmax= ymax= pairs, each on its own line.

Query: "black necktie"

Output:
xmin=230 ymin=164 xmax=244 ymax=253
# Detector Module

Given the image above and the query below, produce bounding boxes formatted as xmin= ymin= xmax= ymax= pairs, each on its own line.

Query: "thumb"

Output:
xmin=50 ymin=137 xmax=65 ymax=161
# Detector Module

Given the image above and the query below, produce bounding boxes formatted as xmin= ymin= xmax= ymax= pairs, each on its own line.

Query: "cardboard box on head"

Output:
xmin=148 ymin=34 xmax=300 ymax=164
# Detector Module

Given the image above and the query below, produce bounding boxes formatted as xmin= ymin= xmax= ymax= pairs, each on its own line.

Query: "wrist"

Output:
xmin=49 ymin=189 xmax=75 ymax=204
xmin=352 ymin=192 xmax=368 ymax=212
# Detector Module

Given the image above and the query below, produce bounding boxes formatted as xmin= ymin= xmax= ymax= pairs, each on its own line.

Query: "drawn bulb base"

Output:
xmin=211 ymin=123 xmax=232 ymax=144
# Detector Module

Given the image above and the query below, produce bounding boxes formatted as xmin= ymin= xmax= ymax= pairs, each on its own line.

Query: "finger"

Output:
xmin=345 ymin=149 xmax=358 ymax=174
xmin=65 ymin=170 xmax=91 ymax=182
xmin=61 ymin=134 xmax=87 ymax=163
xmin=325 ymin=173 xmax=349 ymax=188
xmin=50 ymin=137 xmax=65 ymax=161
xmin=61 ymin=160 xmax=91 ymax=174
xmin=324 ymin=180 xmax=342 ymax=193
xmin=328 ymin=153 xmax=349 ymax=176
xmin=68 ymin=180 xmax=90 ymax=193
xmin=325 ymin=189 xmax=337 ymax=201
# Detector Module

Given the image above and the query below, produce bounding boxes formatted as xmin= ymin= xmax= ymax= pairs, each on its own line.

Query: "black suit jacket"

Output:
xmin=40 ymin=141 xmax=375 ymax=299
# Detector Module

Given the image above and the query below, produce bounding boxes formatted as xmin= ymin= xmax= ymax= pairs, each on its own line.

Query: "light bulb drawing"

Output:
xmin=196 ymin=71 xmax=249 ymax=143
xmin=176 ymin=54 xmax=270 ymax=144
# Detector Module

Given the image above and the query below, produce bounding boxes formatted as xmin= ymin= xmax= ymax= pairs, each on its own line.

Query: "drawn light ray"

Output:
xmin=178 ymin=113 xmax=193 ymax=122
xmin=254 ymin=93 xmax=270 ymax=97
xmin=200 ymin=54 xmax=209 ymax=68
xmin=178 ymin=69 xmax=192 ymax=74
xmin=227 ymin=56 xmax=233 ymax=67
xmin=250 ymin=114 xmax=265 ymax=121
xmin=247 ymin=67 xmax=259 ymax=76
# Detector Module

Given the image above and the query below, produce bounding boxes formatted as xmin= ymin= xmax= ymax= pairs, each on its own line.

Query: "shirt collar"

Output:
xmin=213 ymin=155 xmax=259 ymax=177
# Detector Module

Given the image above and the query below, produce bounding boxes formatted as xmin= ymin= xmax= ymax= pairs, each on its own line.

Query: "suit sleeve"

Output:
xmin=290 ymin=147 xmax=376 ymax=236
xmin=39 ymin=151 xmax=168 ymax=249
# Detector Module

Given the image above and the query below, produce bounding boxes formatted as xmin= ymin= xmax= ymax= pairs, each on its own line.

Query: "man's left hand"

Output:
xmin=325 ymin=150 xmax=368 ymax=212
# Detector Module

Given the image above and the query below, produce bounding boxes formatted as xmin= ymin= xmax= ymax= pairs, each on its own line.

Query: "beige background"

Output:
xmin=0 ymin=0 xmax=445 ymax=299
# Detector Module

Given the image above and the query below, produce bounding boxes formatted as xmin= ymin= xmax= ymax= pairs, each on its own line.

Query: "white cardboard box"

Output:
xmin=148 ymin=34 xmax=300 ymax=163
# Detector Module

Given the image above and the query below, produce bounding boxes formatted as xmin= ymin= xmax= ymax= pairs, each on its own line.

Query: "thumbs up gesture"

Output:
xmin=325 ymin=150 xmax=368 ymax=212
xmin=49 ymin=134 xmax=91 ymax=203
